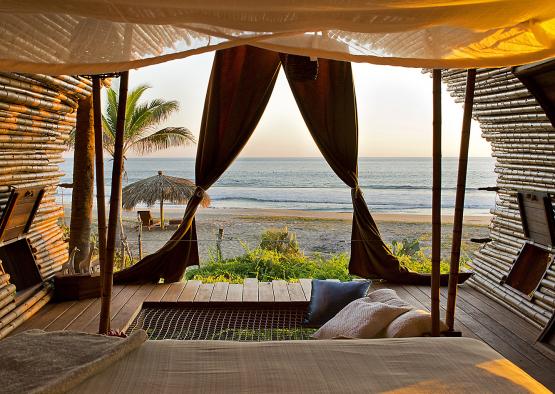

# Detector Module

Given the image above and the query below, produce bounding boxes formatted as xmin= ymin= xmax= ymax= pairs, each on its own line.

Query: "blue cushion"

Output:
xmin=304 ymin=280 xmax=371 ymax=327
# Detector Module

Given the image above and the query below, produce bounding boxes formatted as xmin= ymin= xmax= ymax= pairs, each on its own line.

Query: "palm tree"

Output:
xmin=102 ymin=84 xmax=195 ymax=158
xmin=101 ymin=83 xmax=196 ymax=258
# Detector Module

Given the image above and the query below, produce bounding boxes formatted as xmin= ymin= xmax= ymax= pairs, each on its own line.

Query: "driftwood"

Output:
xmin=0 ymin=73 xmax=90 ymax=339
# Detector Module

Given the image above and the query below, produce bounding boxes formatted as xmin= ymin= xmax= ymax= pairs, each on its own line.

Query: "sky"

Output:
xmin=90 ymin=52 xmax=492 ymax=158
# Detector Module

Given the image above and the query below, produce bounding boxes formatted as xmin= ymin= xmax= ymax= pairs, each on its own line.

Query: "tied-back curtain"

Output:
xmin=284 ymin=58 xmax=470 ymax=285
xmin=115 ymin=46 xmax=281 ymax=283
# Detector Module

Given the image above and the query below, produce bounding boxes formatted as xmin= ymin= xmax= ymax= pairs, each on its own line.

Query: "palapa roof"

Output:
xmin=122 ymin=171 xmax=210 ymax=209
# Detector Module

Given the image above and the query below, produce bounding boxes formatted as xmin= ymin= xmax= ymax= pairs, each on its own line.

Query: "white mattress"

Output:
xmin=71 ymin=337 xmax=548 ymax=393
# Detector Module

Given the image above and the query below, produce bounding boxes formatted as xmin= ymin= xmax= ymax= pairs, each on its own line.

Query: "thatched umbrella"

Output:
xmin=122 ymin=171 xmax=210 ymax=229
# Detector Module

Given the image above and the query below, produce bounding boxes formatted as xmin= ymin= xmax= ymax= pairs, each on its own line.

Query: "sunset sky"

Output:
xmin=86 ymin=52 xmax=492 ymax=158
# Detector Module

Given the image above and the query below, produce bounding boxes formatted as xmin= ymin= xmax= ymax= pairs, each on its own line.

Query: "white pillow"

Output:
xmin=311 ymin=298 xmax=411 ymax=340
xmin=385 ymin=309 xmax=448 ymax=338
xmin=366 ymin=288 xmax=412 ymax=308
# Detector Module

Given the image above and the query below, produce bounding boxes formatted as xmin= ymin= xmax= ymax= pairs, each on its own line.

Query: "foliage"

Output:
xmin=186 ymin=245 xmax=352 ymax=283
xmin=259 ymin=227 xmax=300 ymax=255
xmin=101 ymin=84 xmax=195 ymax=157
xmin=113 ymin=251 xmax=137 ymax=272
xmin=391 ymin=238 xmax=421 ymax=257
xmin=392 ymin=237 xmax=469 ymax=274
xmin=187 ymin=231 xmax=469 ymax=283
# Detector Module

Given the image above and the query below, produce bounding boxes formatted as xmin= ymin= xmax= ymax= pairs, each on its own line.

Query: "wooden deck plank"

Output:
xmin=110 ymin=284 xmax=156 ymax=332
xmin=258 ymin=282 xmax=274 ymax=302
xmin=161 ymin=282 xmax=187 ymax=302
xmin=242 ymin=278 xmax=258 ymax=302
xmin=144 ymin=283 xmax=172 ymax=302
xmin=226 ymin=284 xmax=243 ymax=302
xmin=79 ymin=285 xmax=143 ymax=333
xmin=44 ymin=286 xmax=126 ymax=332
xmin=287 ymin=282 xmax=306 ymax=301
xmin=210 ymin=282 xmax=229 ymax=302
xmin=440 ymin=286 xmax=555 ymax=374
xmin=43 ymin=299 xmax=97 ymax=332
xmin=178 ymin=280 xmax=201 ymax=302
xmin=299 ymin=279 xmax=312 ymax=301
xmin=412 ymin=285 xmax=538 ymax=372
xmin=194 ymin=283 xmax=214 ymax=302
xmin=405 ymin=285 xmax=477 ymax=340
xmin=272 ymin=280 xmax=290 ymax=302
xmin=12 ymin=301 xmax=73 ymax=333
xmin=62 ymin=285 xmax=132 ymax=333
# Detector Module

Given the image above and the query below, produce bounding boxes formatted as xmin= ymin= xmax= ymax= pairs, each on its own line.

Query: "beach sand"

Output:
xmin=63 ymin=206 xmax=490 ymax=262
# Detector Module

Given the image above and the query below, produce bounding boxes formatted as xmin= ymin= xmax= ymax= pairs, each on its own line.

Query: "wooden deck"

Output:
xmin=11 ymin=279 xmax=555 ymax=389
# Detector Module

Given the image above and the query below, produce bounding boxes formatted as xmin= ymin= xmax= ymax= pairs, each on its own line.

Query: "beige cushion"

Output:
xmin=366 ymin=288 xmax=412 ymax=308
xmin=311 ymin=298 xmax=411 ymax=339
xmin=386 ymin=309 xmax=448 ymax=338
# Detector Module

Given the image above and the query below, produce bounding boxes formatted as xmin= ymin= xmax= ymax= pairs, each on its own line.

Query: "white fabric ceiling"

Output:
xmin=1 ymin=1 xmax=555 ymax=74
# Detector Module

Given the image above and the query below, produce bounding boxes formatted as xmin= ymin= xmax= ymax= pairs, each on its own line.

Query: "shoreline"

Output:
xmin=194 ymin=207 xmax=491 ymax=226
xmin=62 ymin=205 xmax=491 ymax=260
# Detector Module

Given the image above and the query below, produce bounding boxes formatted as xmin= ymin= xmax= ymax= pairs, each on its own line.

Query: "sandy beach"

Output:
xmin=64 ymin=205 xmax=491 ymax=263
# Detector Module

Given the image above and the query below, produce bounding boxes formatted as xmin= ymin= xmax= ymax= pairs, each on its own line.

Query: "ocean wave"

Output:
xmin=212 ymin=184 xmax=481 ymax=191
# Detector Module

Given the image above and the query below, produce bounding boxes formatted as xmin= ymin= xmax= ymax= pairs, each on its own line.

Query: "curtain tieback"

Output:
xmin=351 ymin=185 xmax=362 ymax=198
xmin=194 ymin=186 xmax=206 ymax=199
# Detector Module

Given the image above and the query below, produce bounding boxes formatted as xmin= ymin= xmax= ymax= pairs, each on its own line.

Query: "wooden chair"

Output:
xmin=137 ymin=210 xmax=160 ymax=230
xmin=168 ymin=218 xmax=182 ymax=228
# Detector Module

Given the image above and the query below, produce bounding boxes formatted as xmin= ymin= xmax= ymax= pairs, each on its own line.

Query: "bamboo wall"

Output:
xmin=0 ymin=73 xmax=91 ymax=338
xmin=442 ymin=69 xmax=555 ymax=329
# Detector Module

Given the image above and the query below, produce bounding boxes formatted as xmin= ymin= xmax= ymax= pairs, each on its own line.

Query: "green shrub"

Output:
xmin=186 ymin=245 xmax=351 ymax=283
xmin=392 ymin=238 xmax=469 ymax=274
xmin=259 ymin=227 xmax=300 ymax=255
xmin=186 ymin=233 xmax=468 ymax=283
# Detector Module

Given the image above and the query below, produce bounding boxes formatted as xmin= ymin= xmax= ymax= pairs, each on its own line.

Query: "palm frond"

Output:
xmin=127 ymin=99 xmax=180 ymax=139
xmin=132 ymin=127 xmax=195 ymax=155
xmin=124 ymin=84 xmax=151 ymax=131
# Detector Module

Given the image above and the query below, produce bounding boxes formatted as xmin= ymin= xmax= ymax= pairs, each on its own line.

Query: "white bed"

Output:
xmin=70 ymin=337 xmax=548 ymax=393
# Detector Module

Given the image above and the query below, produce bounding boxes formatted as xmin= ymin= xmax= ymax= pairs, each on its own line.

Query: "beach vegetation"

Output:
xmin=185 ymin=230 xmax=468 ymax=283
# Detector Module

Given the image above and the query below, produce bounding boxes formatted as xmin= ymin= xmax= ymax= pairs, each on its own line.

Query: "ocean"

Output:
xmin=59 ymin=157 xmax=497 ymax=215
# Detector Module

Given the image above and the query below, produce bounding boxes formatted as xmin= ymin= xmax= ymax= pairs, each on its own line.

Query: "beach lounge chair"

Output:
xmin=137 ymin=210 xmax=160 ymax=230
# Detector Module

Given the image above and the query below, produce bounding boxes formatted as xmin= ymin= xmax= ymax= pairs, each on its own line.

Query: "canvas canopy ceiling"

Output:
xmin=1 ymin=1 xmax=555 ymax=74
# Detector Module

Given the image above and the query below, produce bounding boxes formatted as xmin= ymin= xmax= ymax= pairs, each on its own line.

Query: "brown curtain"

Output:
xmin=284 ymin=58 xmax=470 ymax=285
xmin=115 ymin=46 xmax=281 ymax=283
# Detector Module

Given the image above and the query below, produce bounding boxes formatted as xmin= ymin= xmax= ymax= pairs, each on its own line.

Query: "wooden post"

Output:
xmin=158 ymin=171 xmax=164 ymax=229
xmin=446 ymin=69 xmax=477 ymax=331
xmin=217 ymin=227 xmax=224 ymax=262
xmin=99 ymin=71 xmax=129 ymax=334
xmin=138 ymin=218 xmax=143 ymax=260
xmin=92 ymin=76 xmax=107 ymax=287
xmin=160 ymin=198 xmax=165 ymax=230
xmin=431 ymin=69 xmax=442 ymax=337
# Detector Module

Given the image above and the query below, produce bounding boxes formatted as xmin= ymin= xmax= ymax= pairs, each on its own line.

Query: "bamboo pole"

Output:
xmin=99 ymin=71 xmax=129 ymax=334
xmin=92 ymin=76 xmax=107 ymax=282
xmin=446 ymin=69 xmax=476 ymax=331
xmin=431 ymin=69 xmax=442 ymax=337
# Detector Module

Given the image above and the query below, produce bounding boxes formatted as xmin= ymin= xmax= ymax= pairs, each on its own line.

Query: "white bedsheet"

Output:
xmin=71 ymin=337 xmax=548 ymax=393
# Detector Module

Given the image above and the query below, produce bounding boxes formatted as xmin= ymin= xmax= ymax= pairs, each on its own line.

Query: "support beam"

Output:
xmin=99 ymin=71 xmax=129 ymax=334
xmin=446 ymin=69 xmax=477 ymax=331
xmin=431 ymin=69 xmax=442 ymax=337
xmin=92 ymin=76 xmax=107 ymax=294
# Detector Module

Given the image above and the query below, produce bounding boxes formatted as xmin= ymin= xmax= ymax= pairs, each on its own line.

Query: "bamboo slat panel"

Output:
xmin=0 ymin=73 xmax=90 ymax=338
xmin=439 ymin=68 xmax=555 ymax=327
